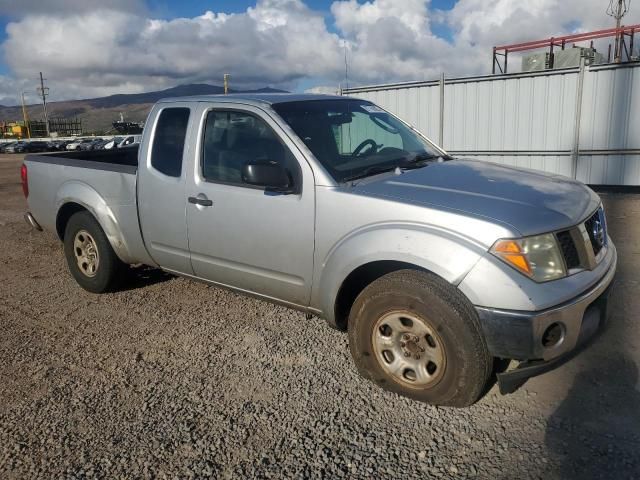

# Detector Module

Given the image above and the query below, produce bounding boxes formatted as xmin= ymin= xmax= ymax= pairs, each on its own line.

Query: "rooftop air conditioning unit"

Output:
xmin=522 ymin=52 xmax=552 ymax=72
xmin=553 ymin=47 xmax=605 ymax=69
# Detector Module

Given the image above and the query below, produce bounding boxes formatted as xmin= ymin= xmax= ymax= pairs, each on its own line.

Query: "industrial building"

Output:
xmin=344 ymin=25 xmax=640 ymax=187
xmin=344 ymin=62 xmax=639 ymax=186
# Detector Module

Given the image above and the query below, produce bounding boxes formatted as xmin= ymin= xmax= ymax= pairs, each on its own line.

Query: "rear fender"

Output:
xmin=55 ymin=181 xmax=136 ymax=264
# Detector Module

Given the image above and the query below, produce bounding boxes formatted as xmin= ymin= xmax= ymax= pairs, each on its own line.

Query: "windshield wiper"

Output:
xmin=341 ymin=164 xmax=399 ymax=183
xmin=341 ymin=153 xmax=446 ymax=184
xmin=398 ymin=152 xmax=442 ymax=168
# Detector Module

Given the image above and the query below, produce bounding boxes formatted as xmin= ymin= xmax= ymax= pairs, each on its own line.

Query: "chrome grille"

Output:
xmin=556 ymin=230 xmax=580 ymax=270
xmin=584 ymin=208 xmax=607 ymax=256
xmin=555 ymin=207 xmax=607 ymax=273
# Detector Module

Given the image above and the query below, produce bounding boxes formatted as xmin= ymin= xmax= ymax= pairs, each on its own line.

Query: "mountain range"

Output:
xmin=0 ymin=84 xmax=287 ymax=134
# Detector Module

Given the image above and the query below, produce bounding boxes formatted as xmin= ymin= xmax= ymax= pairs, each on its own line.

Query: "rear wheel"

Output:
xmin=63 ymin=211 xmax=126 ymax=293
xmin=348 ymin=269 xmax=492 ymax=407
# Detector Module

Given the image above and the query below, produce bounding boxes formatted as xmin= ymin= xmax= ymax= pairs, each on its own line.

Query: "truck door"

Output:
xmin=137 ymin=104 xmax=194 ymax=274
xmin=185 ymin=104 xmax=315 ymax=307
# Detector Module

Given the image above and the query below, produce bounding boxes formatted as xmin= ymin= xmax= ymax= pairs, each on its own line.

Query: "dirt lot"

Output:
xmin=1 ymin=153 xmax=639 ymax=479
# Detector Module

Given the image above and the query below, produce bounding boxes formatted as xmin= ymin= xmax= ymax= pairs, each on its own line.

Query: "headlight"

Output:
xmin=490 ymin=233 xmax=566 ymax=282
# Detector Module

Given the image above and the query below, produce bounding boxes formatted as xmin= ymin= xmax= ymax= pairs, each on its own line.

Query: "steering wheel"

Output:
xmin=353 ymin=139 xmax=379 ymax=157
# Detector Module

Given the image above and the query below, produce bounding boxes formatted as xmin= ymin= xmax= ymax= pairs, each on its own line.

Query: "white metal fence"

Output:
xmin=343 ymin=62 xmax=640 ymax=186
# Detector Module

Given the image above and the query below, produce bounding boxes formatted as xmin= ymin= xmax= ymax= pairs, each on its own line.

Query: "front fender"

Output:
xmin=313 ymin=222 xmax=489 ymax=325
xmin=55 ymin=181 xmax=136 ymax=264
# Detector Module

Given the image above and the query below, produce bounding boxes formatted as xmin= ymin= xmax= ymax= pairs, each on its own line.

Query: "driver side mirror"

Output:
xmin=242 ymin=161 xmax=294 ymax=193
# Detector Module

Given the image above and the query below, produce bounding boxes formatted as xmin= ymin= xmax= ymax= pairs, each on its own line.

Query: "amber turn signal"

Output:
xmin=491 ymin=240 xmax=533 ymax=276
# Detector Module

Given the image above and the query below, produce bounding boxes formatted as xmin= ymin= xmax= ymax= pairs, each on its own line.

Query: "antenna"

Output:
xmin=342 ymin=39 xmax=352 ymax=154
xmin=343 ymin=40 xmax=349 ymax=91
xmin=607 ymin=0 xmax=631 ymax=62
xmin=607 ymin=0 xmax=630 ymax=18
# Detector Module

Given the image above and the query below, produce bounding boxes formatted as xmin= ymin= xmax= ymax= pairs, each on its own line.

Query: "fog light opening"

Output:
xmin=542 ymin=322 xmax=565 ymax=348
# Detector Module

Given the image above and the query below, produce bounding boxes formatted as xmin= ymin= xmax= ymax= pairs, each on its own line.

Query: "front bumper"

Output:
xmin=475 ymin=243 xmax=617 ymax=393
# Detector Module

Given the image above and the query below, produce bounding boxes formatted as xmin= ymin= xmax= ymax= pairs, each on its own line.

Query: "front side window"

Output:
xmin=151 ymin=108 xmax=190 ymax=177
xmin=273 ymin=100 xmax=445 ymax=183
xmin=201 ymin=110 xmax=299 ymax=187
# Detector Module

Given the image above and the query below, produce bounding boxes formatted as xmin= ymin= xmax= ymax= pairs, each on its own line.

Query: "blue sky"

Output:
xmin=145 ymin=0 xmax=458 ymax=40
xmin=0 ymin=22 xmax=7 ymax=74
xmin=144 ymin=0 xmax=456 ymax=20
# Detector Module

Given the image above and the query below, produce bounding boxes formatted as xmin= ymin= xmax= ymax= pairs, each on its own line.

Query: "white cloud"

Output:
xmin=449 ymin=0 xmax=640 ymax=47
xmin=331 ymin=0 xmax=456 ymax=84
xmin=332 ymin=0 xmax=431 ymax=34
xmin=1 ymin=0 xmax=638 ymax=103
xmin=1 ymin=0 xmax=344 ymax=102
xmin=304 ymin=85 xmax=342 ymax=95
xmin=447 ymin=0 xmax=640 ymax=72
xmin=0 ymin=75 xmax=35 ymax=106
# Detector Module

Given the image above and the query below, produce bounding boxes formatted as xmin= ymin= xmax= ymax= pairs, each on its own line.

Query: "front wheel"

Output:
xmin=63 ymin=211 xmax=126 ymax=293
xmin=348 ymin=269 xmax=492 ymax=407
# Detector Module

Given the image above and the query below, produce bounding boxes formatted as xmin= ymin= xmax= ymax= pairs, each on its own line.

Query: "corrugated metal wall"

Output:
xmin=344 ymin=63 xmax=640 ymax=185
xmin=577 ymin=65 xmax=640 ymax=184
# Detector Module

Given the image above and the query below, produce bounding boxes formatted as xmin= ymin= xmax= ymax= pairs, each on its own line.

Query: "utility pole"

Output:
xmin=223 ymin=74 xmax=230 ymax=95
xmin=607 ymin=0 xmax=629 ymax=62
xmin=36 ymin=72 xmax=50 ymax=136
xmin=21 ymin=92 xmax=31 ymax=139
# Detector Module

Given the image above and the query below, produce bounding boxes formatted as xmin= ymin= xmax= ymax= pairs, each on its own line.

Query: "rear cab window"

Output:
xmin=151 ymin=108 xmax=191 ymax=177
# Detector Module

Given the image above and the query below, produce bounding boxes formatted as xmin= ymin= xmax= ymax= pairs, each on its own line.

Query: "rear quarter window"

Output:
xmin=151 ymin=108 xmax=190 ymax=177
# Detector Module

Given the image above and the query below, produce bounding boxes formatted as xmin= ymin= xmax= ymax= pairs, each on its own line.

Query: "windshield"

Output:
xmin=272 ymin=99 xmax=445 ymax=183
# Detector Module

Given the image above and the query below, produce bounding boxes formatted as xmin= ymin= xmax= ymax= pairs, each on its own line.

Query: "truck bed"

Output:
xmin=23 ymin=145 xmax=153 ymax=266
xmin=28 ymin=146 xmax=139 ymax=173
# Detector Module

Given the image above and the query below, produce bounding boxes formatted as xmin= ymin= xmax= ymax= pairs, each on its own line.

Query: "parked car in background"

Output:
xmin=66 ymin=138 xmax=95 ymax=151
xmin=47 ymin=140 xmax=70 ymax=151
xmin=65 ymin=139 xmax=81 ymax=151
xmin=118 ymin=135 xmax=141 ymax=148
xmin=77 ymin=139 xmax=104 ymax=151
xmin=22 ymin=94 xmax=617 ymax=407
xmin=92 ymin=139 xmax=112 ymax=150
xmin=0 ymin=141 xmax=17 ymax=153
xmin=5 ymin=141 xmax=27 ymax=153
xmin=103 ymin=137 xmax=123 ymax=150
xmin=19 ymin=141 xmax=50 ymax=153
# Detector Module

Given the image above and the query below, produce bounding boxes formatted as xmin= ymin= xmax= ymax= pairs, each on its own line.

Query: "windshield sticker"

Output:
xmin=361 ymin=105 xmax=386 ymax=114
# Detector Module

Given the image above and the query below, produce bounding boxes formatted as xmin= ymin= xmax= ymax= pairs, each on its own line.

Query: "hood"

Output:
xmin=354 ymin=159 xmax=600 ymax=236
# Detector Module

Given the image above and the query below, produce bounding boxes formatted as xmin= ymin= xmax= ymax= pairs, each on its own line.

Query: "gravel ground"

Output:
xmin=1 ymin=153 xmax=639 ymax=479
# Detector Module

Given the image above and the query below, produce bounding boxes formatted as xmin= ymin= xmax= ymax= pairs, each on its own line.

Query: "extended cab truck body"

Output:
xmin=23 ymin=94 xmax=616 ymax=406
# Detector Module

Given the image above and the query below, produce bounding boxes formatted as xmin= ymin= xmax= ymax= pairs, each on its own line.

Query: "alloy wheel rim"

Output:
xmin=371 ymin=310 xmax=446 ymax=387
xmin=73 ymin=230 xmax=100 ymax=278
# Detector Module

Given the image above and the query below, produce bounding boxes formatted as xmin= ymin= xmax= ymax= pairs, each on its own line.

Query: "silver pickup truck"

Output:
xmin=22 ymin=93 xmax=616 ymax=406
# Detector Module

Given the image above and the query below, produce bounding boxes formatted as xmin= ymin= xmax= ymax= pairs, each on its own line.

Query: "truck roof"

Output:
xmin=158 ymin=92 xmax=350 ymax=106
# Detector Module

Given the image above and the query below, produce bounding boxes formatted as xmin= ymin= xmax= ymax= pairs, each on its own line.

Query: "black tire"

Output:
xmin=348 ymin=269 xmax=492 ymax=407
xmin=63 ymin=211 xmax=127 ymax=293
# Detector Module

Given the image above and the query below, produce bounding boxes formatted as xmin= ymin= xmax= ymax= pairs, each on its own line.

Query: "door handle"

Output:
xmin=188 ymin=196 xmax=213 ymax=207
